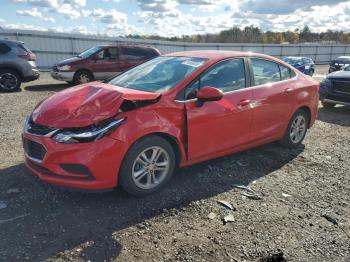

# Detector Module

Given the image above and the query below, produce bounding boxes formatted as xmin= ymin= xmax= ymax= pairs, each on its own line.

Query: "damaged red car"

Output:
xmin=22 ymin=51 xmax=319 ymax=196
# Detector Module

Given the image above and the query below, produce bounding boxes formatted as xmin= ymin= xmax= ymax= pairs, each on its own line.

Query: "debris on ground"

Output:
xmin=258 ymin=251 xmax=287 ymax=262
xmin=217 ymin=200 xmax=235 ymax=210
xmin=234 ymin=185 xmax=251 ymax=190
xmin=321 ymin=214 xmax=338 ymax=225
xmin=282 ymin=193 xmax=291 ymax=198
xmin=242 ymin=191 xmax=263 ymax=200
xmin=223 ymin=214 xmax=235 ymax=224
xmin=208 ymin=212 xmax=217 ymax=220
xmin=235 ymin=185 xmax=264 ymax=200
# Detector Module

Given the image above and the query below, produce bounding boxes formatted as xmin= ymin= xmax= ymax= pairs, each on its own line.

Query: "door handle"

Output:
xmin=237 ymin=99 xmax=251 ymax=107
xmin=284 ymin=88 xmax=293 ymax=93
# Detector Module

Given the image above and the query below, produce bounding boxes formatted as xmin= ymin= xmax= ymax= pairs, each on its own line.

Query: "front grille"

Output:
xmin=332 ymin=79 xmax=350 ymax=94
xmin=26 ymin=119 xmax=56 ymax=136
xmin=23 ymin=138 xmax=46 ymax=161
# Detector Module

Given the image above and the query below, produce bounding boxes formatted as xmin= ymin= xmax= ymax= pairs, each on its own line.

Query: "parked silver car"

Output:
xmin=0 ymin=39 xmax=39 ymax=92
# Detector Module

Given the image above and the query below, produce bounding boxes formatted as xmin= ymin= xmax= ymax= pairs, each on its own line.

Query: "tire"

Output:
xmin=322 ymin=101 xmax=336 ymax=109
xmin=280 ymin=109 xmax=309 ymax=148
xmin=73 ymin=70 xmax=93 ymax=85
xmin=309 ymin=69 xmax=314 ymax=77
xmin=0 ymin=69 xmax=21 ymax=92
xmin=119 ymin=136 xmax=176 ymax=196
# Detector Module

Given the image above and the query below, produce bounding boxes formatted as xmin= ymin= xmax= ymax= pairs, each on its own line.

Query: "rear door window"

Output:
xmin=251 ymin=59 xmax=281 ymax=86
xmin=0 ymin=43 xmax=11 ymax=54
xmin=280 ymin=65 xmax=292 ymax=80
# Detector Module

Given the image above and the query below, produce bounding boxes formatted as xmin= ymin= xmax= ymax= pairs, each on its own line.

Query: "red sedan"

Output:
xmin=22 ymin=51 xmax=319 ymax=196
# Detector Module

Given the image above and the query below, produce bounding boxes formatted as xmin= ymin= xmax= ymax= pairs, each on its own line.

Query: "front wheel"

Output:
xmin=280 ymin=110 xmax=309 ymax=148
xmin=119 ymin=136 xmax=176 ymax=196
xmin=73 ymin=70 xmax=93 ymax=85
xmin=0 ymin=69 xmax=21 ymax=92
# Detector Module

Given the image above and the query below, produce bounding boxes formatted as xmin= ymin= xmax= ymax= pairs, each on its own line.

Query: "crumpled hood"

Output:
xmin=32 ymin=82 xmax=160 ymax=128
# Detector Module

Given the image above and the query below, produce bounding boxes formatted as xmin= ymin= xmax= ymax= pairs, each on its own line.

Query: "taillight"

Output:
xmin=18 ymin=53 xmax=36 ymax=61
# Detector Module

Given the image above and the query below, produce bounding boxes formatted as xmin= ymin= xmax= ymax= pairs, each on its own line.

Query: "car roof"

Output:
xmin=337 ymin=56 xmax=350 ymax=59
xmin=97 ymin=44 xmax=157 ymax=50
xmin=284 ymin=56 xmax=312 ymax=60
xmin=0 ymin=39 xmax=24 ymax=45
xmin=165 ymin=50 xmax=279 ymax=62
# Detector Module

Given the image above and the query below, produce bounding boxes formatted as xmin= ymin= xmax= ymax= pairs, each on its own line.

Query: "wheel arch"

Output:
xmin=0 ymin=66 xmax=23 ymax=80
xmin=123 ymin=132 xmax=183 ymax=170
xmin=295 ymin=105 xmax=312 ymax=127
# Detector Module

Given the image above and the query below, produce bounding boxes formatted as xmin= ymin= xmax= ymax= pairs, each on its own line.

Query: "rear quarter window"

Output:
xmin=17 ymin=44 xmax=32 ymax=54
xmin=251 ymin=58 xmax=281 ymax=85
xmin=0 ymin=43 xmax=11 ymax=54
xmin=280 ymin=65 xmax=293 ymax=80
xmin=121 ymin=47 xmax=157 ymax=60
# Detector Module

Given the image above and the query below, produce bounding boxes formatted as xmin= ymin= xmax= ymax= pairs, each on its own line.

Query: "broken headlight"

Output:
xmin=53 ymin=118 xmax=126 ymax=143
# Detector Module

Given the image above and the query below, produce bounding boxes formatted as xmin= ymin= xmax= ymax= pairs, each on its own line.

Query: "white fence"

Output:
xmin=1 ymin=29 xmax=349 ymax=69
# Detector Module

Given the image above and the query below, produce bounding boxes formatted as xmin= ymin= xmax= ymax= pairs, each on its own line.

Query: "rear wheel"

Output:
xmin=0 ymin=69 xmax=21 ymax=92
xmin=73 ymin=70 xmax=93 ymax=85
xmin=322 ymin=101 xmax=336 ymax=109
xmin=309 ymin=69 xmax=314 ymax=76
xmin=280 ymin=109 xmax=309 ymax=148
xmin=120 ymin=136 xmax=176 ymax=196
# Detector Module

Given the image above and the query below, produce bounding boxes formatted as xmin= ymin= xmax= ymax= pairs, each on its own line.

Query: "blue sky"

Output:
xmin=1 ymin=0 xmax=350 ymax=36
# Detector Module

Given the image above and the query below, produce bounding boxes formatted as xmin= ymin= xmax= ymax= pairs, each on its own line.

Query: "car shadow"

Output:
xmin=24 ymin=83 xmax=70 ymax=92
xmin=0 ymin=142 xmax=304 ymax=261
xmin=318 ymin=105 xmax=350 ymax=127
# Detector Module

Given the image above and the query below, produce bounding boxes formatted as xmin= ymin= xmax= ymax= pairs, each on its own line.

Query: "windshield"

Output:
xmin=283 ymin=57 xmax=302 ymax=65
xmin=78 ymin=46 xmax=101 ymax=59
xmin=108 ymin=56 xmax=207 ymax=93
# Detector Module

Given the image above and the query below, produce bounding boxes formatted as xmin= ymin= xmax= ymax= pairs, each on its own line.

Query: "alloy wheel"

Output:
xmin=132 ymin=146 xmax=170 ymax=190
xmin=290 ymin=115 xmax=306 ymax=144
xmin=0 ymin=73 xmax=18 ymax=90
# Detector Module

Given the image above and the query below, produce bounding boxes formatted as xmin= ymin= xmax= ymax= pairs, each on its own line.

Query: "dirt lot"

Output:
xmin=0 ymin=66 xmax=349 ymax=262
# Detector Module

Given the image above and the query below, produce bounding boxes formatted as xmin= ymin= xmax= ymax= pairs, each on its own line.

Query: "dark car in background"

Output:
xmin=51 ymin=45 xmax=160 ymax=85
xmin=282 ymin=57 xmax=315 ymax=76
xmin=328 ymin=56 xmax=350 ymax=73
xmin=0 ymin=39 xmax=39 ymax=92
xmin=320 ymin=66 xmax=350 ymax=108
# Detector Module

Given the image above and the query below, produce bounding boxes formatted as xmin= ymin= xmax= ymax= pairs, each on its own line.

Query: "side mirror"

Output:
xmin=196 ymin=86 xmax=223 ymax=106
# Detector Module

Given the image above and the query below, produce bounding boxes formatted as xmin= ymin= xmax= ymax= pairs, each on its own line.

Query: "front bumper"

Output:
xmin=320 ymin=84 xmax=350 ymax=106
xmin=22 ymin=132 xmax=129 ymax=190
xmin=51 ymin=71 xmax=74 ymax=82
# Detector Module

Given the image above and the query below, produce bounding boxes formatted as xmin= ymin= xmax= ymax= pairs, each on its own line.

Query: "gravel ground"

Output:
xmin=0 ymin=66 xmax=349 ymax=262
